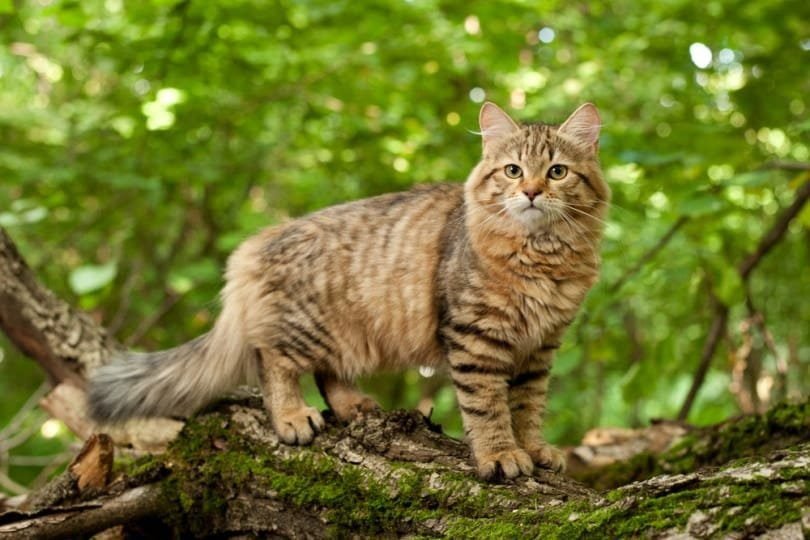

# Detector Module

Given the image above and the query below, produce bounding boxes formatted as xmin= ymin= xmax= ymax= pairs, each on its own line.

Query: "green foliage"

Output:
xmin=1 ymin=0 xmax=808 ymax=492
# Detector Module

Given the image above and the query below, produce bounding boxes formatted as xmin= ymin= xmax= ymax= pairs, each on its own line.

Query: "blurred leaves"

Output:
xmin=69 ymin=263 xmax=117 ymax=295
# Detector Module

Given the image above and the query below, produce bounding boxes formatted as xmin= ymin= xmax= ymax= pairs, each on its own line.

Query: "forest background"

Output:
xmin=0 ymin=0 xmax=807 ymax=495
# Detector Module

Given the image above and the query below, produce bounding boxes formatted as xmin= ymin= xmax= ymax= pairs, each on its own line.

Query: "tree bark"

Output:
xmin=1 ymin=226 xmax=808 ymax=539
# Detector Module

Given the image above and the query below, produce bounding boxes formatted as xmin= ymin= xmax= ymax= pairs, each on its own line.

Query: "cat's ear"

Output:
xmin=559 ymin=103 xmax=601 ymax=153
xmin=479 ymin=102 xmax=519 ymax=151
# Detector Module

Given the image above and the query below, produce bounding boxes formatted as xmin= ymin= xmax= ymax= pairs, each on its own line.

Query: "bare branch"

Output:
xmin=760 ymin=161 xmax=810 ymax=172
xmin=609 ymin=215 xmax=690 ymax=293
xmin=678 ymin=178 xmax=810 ymax=420
xmin=738 ymin=179 xmax=810 ymax=280
xmin=677 ymin=298 xmax=729 ymax=421
xmin=0 ymin=484 xmax=164 ymax=539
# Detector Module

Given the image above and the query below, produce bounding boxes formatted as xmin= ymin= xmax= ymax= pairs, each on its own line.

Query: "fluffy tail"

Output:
xmin=87 ymin=305 xmax=251 ymax=423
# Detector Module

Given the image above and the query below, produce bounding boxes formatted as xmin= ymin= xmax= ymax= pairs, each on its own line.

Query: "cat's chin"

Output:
xmin=510 ymin=206 xmax=556 ymax=233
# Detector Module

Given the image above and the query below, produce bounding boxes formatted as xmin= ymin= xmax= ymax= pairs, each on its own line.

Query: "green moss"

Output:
xmin=445 ymin=452 xmax=810 ymax=539
xmin=574 ymin=399 xmax=810 ymax=490
xmin=122 ymin=405 xmax=809 ymax=537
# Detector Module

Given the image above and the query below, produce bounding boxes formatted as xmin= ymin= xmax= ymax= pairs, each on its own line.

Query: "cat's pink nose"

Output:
xmin=523 ymin=190 xmax=541 ymax=201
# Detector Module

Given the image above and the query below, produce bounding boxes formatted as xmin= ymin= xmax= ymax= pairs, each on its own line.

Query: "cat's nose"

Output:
xmin=523 ymin=189 xmax=541 ymax=202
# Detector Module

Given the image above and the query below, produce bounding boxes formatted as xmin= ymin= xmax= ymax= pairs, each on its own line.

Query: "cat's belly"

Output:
xmin=330 ymin=303 xmax=444 ymax=379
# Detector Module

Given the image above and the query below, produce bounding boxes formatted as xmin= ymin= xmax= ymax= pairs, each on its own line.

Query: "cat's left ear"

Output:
xmin=559 ymin=103 xmax=601 ymax=153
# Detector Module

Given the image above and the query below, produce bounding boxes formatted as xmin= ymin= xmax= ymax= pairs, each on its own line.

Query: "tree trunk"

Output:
xmin=1 ymin=226 xmax=808 ymax=539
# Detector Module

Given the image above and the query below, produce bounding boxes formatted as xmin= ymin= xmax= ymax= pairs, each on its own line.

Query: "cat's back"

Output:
xmin=227 ymin=182 xmax=464 ymax=372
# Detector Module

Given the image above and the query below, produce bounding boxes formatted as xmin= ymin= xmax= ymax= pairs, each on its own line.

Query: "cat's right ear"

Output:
xmin=479 ymin=102 xmax=519 ymax=151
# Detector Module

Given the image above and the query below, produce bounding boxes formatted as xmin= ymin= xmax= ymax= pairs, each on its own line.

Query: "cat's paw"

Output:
xmin=476 ymin=448 xmax=534 ymax=482
xmin=331 ymin=393 xmax=381 ymax=422
xmin=273 ymin=406 xmax=325 ymax=445
xmin=526 ymin=443 xmax=567 ymax=473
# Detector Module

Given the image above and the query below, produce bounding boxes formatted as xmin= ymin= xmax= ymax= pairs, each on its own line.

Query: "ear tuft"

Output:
xmin=479 ymin=102 xmax=520 ymax=150
xmin=558 ymin=103 xmax=601 ymax=152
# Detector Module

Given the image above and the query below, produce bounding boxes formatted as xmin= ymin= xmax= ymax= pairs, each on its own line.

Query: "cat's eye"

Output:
xmin=504 ymin=164 xmax=523 ymax=178
xmin=548 ymin=164 xmax=568 ymax=180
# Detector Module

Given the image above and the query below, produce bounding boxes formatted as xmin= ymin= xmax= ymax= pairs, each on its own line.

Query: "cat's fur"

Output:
xmin=88 ymin=102 xmax=609 ymax=480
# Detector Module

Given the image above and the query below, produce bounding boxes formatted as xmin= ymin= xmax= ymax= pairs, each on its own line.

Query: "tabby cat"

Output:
xmin=88 ymin=102 xmax=609 ymax=481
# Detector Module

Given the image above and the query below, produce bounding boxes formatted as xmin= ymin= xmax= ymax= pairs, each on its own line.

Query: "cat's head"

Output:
xmin=465 ymin=102 xmax=609 ymax=237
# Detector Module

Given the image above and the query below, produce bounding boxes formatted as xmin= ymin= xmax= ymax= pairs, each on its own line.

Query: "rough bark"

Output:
xmin=1 ymin=225 xmax=809 ymax=538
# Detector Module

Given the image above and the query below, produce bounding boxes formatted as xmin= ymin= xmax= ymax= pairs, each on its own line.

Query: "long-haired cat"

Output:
xmin=89 ymin=102 xmax=609 ymax=481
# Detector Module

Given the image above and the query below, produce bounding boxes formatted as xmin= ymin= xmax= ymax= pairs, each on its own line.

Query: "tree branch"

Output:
xmin=678 ymin=178 xmax=810 ymax=420
xmin=738 ymin=179 xmax=810 ymax=280
xmin=677 ymin=297 xmax=729 ymax=421
xmin=609 ymin=215 xmax=690 ymax=293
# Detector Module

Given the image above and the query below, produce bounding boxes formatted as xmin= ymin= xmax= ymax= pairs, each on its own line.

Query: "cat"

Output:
xmin=88 ymin=101 xmax=609 ymax=481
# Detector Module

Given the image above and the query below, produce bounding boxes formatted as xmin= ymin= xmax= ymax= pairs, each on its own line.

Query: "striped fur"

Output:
xmin=87 ymin=102 xmax=609 ymax=481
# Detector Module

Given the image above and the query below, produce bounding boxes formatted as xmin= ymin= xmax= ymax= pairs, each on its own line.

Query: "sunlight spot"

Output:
xmin=606 ymin=163 xmax=642 ymax=185
xmin=446 ymin=111 xmax=460 ymax=125
xmin=792 ymin=144 xmax=808 ymax=161
xmin=789 ymin=99 xmax=805 ymax=115
xmin=111 ymin=116 xmax=135 ymax=138
xmin=538 ymin=27 xmax=555 ymax=44
xmin=0 ymin=347 xmax=4 ymax=364
xmin=689 ymin=42 xmax=712 ymax=69
xmin=604 ymin=222 xmax=622 ymax=240
xmin=800 ymin=39 xmax=810 ymax=51
xmin=41 ymin=419 xmax=63 ymax=439
xmin=510 ymin=88 xmax=526 ymax=109
xmin=419 ymin=366 xmax=436 ymax=378
xmin=708 ymin=164 xmax=734 ymax=181
xmin=562 ymin=78 xmax=582 ymax=95
xmin=361 ymin=41 xmax=377 ymax=55
xmin=648 ymin=191 xmax=669 ymax=210
xmin=730 ymin=112 xmax=745 ymax=127
xmin=469 ymin=87 xmax=486 ymax=103
xmin=134 ymin=79 xmax=150 ymax=95
xmin=656 ymin=123 xmax=671 ymax=137
xmin=659 ymin=95 xmax=676 ymax=108
xmin=464 ymin=15 xmax=480 ymax=35
xmin=393 ymin=157 xmax=409 ymax=172
xmin=717 ymin=48 xmax=735 ymax=64
xmin=156 ymin=87 xmax=184 ymax=106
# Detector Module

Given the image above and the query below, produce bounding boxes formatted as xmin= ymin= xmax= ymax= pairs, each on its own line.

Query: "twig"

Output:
xmin=678 ymin=178 xmax=810 ymax=420
xmin=0 ymin=484 xmax=165 ymax=539
xmin=677 ymin=297 xmax=729 ymax=421
xmin=738 ymin=179 xmax=810 ymax=280
xmin=0 ymin=383 xmax=49 ymax=442
xmin=609 ymin=215 xmax=690 ymax=293
xmin=124 ymin=290 xmax=183 ymax=347
xmin=0 ymin=471 xmax=27 ymax=497
xmin=760 ymin=161 xmax=810 ymax=172
xmin=7 ymin=454 xmax=71 ymax=467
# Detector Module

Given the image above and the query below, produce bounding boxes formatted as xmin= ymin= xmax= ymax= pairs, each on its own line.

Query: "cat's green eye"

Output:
xmin=548 ymin=164 xmax=568 ymax=180
xmin=504 ymin=164 xmax=523 ymax=178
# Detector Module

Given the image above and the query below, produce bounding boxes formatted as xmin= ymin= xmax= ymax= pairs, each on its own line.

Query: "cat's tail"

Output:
xmin=87 ymin=301 xmax=251 ymax=423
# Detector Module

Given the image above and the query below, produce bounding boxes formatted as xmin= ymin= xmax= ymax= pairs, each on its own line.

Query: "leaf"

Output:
xmin=680 ymin=194 xmax=726 ymax=216
xmin=715 ymin=267 xmax=743 ymax=305
xmin=69 ymin=263 xmax=117 ymax=295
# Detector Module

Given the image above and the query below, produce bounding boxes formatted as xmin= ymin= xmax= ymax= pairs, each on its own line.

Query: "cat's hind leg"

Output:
xmin=256 ymin=347 xmax=325 ymax=445
xmin=315 ymin=372 xmax=380 ymax=422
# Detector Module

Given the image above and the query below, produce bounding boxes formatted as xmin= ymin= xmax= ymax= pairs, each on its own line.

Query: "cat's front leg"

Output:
xmin=443 ymin=323 xmax=533 ymax=481
xmin=509 ymin=345 xmax=566 ymax=472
